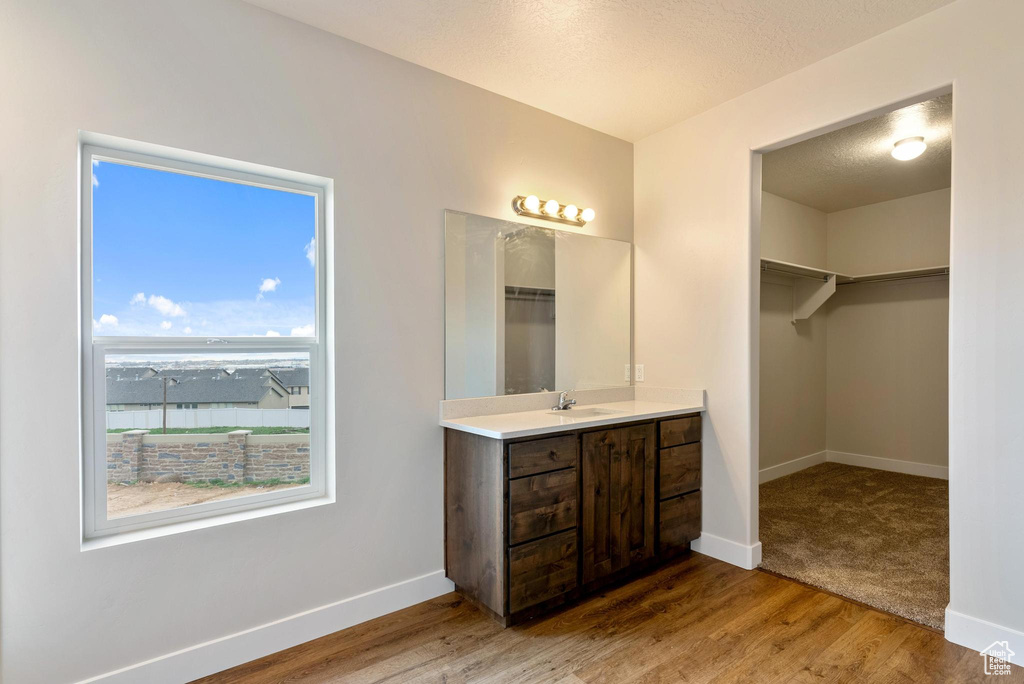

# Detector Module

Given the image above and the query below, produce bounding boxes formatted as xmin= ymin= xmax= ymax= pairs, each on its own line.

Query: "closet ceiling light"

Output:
xmin=512 ymin=195 xmax=594 ymax=226
xmin=891 ymin=136 xmax=927 ymax=161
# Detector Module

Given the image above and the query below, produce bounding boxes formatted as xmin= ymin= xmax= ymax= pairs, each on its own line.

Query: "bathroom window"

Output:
xmin=81 ymin=134 xmax=332 ymax=540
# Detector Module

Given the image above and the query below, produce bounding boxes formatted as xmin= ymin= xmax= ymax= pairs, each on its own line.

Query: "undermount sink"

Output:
xmin=549 ymin=406 xmax=624 ymax=419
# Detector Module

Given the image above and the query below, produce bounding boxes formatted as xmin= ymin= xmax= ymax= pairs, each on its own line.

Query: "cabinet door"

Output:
xmin=581 ymin=423 xmax=656 ymax=584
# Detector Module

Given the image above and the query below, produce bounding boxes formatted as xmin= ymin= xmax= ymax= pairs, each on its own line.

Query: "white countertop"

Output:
xmin=440 ymin=399 xmax=704 ymax=440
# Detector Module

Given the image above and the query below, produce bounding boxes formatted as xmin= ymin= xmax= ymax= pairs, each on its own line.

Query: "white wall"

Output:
xmin=761 ymin=192 xmax=827 ymax=268
xmin=758 ymin=275 xmax=827 ymax=471
xmin=827 ymin=188 xmax=950 ymax=273
xmin=0 ymin=1 xmax=633 ymax=682
xmin=555 ymin=233 xmax=632 ymax=390
xmin=826 ymin=277 xmax=949 ymax=467
xmin=759 ymin=190 xmax=949 ymax=474
xmin=758 ymin=193 xmax=828 ymax=473
xmin=106 ymin=408 xmax=311 ymax=431
xmin=824 ymin=190 xmax=950 ymax=470
xmin=635 ymin=0 xmax=1024 ymax=646
xmin=504 ymin=229 xmax=556 ymax=290
xmin=445 ymin=213 xmax=507 ymax=399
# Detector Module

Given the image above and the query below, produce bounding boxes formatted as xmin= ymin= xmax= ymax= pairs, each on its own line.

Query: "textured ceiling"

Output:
xmin=762 ymin=94 xmax=952 ymax=213
xmin=241 ymin=0 xmax=954 ymax=141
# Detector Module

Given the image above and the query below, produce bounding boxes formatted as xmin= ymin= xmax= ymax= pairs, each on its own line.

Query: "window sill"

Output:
xmin=81 ymin=490 xmax=335 ymax=551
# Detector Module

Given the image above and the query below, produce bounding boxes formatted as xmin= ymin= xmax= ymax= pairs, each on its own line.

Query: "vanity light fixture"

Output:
xmin=512 ymin=195 xmax=595 ymax=226
xmin=892 ymin=136 xmax=927 ymax=161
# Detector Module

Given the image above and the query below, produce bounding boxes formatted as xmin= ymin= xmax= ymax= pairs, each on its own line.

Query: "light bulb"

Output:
xmin=523 ymin=195 xmax=540 ymax=212
xmin=544 ymin=199 xmax=560 ymax=215
xmin=891 ymin=136 xmax=926 ymax=161
xmin=563 ymin=204 xmax=579 ymax=220
xmin=581 ymin=207 xmax=596 ymax=222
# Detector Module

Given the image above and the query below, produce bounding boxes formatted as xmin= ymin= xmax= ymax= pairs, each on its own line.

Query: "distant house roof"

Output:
xmin=271 ymin=367 xmax=309 ymax=387
xmin=106 ymin=366 xmax=298 ymax=405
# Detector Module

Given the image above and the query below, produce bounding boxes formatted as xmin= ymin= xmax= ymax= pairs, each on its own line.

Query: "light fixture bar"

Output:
xmin=512 ymin=195 xmax=594 ymax=226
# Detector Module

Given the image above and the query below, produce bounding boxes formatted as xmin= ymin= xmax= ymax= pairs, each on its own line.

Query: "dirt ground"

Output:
xmin=107 ymin=481 xmax=304 ymax=518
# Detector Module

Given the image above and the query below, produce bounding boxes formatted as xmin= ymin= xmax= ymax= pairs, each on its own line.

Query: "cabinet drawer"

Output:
xmin=659 ymin=443 xmax=701 ymax=499
xmin=509 ymin=469 xmax=577 ymax=546
xmin=509 ymin=529 xmax=578 ymax=613
xmin=509 ymin=435 xmax=577 ymax=479
xmin=659 ymin=491 xmax=701 ymax=555
xmin=659 ymin=415 xmax=701 ymax=448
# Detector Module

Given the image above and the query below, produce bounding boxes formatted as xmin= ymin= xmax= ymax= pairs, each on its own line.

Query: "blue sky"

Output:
xmin=92 ymin=160 xmax=316 ymax=337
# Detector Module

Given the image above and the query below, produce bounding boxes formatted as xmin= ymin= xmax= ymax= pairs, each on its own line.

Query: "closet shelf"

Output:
xmin=760 ymin=259 xmax=950 ymax=323
xmin=834 ymin=265 xmax=949 ymax=285
xmin=760 ymin=258 xmax=949 ymax=285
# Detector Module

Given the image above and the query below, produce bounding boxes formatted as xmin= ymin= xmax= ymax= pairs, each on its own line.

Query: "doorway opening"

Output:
xmin=755 ymin=92 xmax=951 ymax=629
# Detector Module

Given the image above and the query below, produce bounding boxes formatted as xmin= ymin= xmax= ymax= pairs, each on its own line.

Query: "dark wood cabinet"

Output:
xmin=580 ymin=423 xmax=655 ymax=584
xmin=509 ymin=529 xmax=577 ymax=613
xmin=445 ymin=412 xmax=700 ymax=626
xmin=509 ymin=468 xmax=577 ymax=545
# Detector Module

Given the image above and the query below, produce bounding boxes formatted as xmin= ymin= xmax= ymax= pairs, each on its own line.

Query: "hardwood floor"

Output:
xmin=196 ymin=553 xmax=1022 ymax=683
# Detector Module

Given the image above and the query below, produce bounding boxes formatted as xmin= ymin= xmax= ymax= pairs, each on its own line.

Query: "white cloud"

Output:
xmin=264 ymin=330 xmax=281 ymax=337
xmin=98 ymin=313 xmax=118 ymax=327
xmin=148 ymin=294 xmax=186 ymax=317
xmin=160 ymin=321 xmax=172 ymax=330
xmin=92 ymin=174 xmax=99 ymax=188
xmin=99 ymin=298 xmax=315 ymax=338
xmin=290 ymin=323 xmax=314 ymax=337
xmin=183 ymin=326 xmax=192 ymax=334
xmin=130 ymin=292 xmax=146 ymax=306
xmin=259 ymin=277 xmax=281 ymax=294
xmin=304 ymin=238 xmax=316 ymax=267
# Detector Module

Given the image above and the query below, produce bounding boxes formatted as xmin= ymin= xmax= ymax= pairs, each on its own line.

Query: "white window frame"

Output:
xmin=80 ymin=133 xmax=333 ymax=540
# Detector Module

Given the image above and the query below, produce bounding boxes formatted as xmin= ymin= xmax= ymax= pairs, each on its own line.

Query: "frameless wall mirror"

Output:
xmin=445 ymin=210 xmax=631 ymax=400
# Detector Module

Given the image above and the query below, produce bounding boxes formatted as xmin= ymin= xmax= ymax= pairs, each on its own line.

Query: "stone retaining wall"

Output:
xmin=107 ymin=430 xmax=309 ymax=484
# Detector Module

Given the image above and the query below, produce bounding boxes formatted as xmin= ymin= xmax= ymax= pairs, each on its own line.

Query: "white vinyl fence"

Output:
xmin=106 ymin=407 xmax=310 ymax=430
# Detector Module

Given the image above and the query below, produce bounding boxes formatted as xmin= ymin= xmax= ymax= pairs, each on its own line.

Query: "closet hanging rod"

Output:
xmin=761 ymin=264 xmax=831 ymax=282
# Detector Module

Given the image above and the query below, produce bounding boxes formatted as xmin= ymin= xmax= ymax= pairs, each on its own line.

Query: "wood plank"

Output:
xmin=509 ymin=435 xmax=577 ymax=478
xmin=444 ymin=429 xmax=505 ymax=617
xmin=581 ymin=430 xmax=614 ymax=583
xmin=659 ymin=442 xmax=701 ymax=499
xmin=659 ymin=490 xmax=701 ymax=555
xmin=659 ymin=415 xmax=701 ymax=448
xmin=624 ymin=422 xmax=656 ymax=565
xmin=197 ymin=556 xmax=1024 ymax=684
xmin=509 ymin=468 xmax=577 ymax=545
xmin=582 ymin=424 xmax=655 ymax=584
xmin=508 ymin=529 xmax=578 ymax=612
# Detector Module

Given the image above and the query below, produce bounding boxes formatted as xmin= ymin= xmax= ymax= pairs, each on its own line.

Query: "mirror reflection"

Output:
xmin=445 ymin=210 xmax=631 ymax=399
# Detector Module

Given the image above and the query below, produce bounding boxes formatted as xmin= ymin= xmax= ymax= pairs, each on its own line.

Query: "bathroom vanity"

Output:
xmin=442 ymin=209 xmax=702 ymax=625
xmin=442 ymin=396 xmax=703 ymax=625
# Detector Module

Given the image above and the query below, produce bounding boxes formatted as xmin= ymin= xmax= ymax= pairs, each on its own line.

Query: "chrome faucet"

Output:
xmin=552 ymin=390 xmax=576 ymax=410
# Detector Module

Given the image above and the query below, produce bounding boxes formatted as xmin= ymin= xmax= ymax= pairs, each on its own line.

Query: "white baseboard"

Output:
xmin=78 ymin=570 xmax=455 ymax=684
xmin=757 ymin=449 xmax=948 ymax=482
xmin=945 ymin=606 xmax=1024 ymax=653
xmin=826 ymin=450 xmax=948 ymax=480
xmin=759 ymin=451 xmax=826 ymax=483
xmin=692 ymin=532 xmax=762 ymax=570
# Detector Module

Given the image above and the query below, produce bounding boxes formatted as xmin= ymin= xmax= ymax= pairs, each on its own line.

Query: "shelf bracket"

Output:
xmin=792 ymin=274 xmax=835 ymax=322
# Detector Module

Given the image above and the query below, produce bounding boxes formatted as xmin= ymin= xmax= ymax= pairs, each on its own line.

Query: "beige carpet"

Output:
xmin=759 ymin=462 xmax=948 ymax=629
